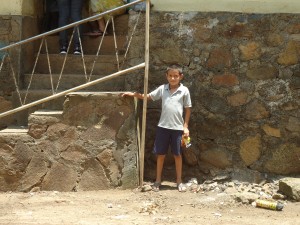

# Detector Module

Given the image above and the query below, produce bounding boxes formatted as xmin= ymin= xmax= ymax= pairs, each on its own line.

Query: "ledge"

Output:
xmin=151 ymin=0 xmax=300 ymax=13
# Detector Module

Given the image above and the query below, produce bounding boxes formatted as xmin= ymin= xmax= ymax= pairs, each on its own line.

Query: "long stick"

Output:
xmin=139 ymin=0 xmax=150 ymax=186
xmin=0 ymin=63 xmax=145 ymax=119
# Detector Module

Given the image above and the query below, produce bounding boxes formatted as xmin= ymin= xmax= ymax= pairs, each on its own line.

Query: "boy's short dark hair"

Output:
xmin=166 ymin=64 xmax=183 ymax=75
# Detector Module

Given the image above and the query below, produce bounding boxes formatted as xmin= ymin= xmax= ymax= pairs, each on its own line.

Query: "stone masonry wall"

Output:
xmin=0 ymin=92 xmax=139 ymax=191
xmin=126 ymin=12 xmax=300 ymax=182
xmin=0 ymin=16 xmax=22 ymax=128
xmin=0 ymin=15 xmax=40 ymax=129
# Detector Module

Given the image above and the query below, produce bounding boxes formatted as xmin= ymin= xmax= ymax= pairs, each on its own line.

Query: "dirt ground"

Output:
xmin=0 ymin=181 xmax=299 ymax=225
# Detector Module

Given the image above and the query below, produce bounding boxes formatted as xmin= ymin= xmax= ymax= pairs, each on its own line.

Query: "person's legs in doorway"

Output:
xmin=57 ymin=0 xmax=70 ymax=53
xmin=70 ymin=0 xmax=83 ymax=53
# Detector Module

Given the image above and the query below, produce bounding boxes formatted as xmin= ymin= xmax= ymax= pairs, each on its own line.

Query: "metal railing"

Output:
xmin=0 ymin=0 xmax=146 ymax=118
xmin=0 ymin=0 xmax=144 ymax=52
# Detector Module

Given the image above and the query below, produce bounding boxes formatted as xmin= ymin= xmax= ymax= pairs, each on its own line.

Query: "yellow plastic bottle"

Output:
xmin=181 ymin=136 xmax=191 ymax=148
xmin=255 ymin=199 xmax=284 ymax=211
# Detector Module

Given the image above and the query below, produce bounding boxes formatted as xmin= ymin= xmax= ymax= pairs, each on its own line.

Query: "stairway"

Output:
xmin=0 ymin=91 xmax=140 ymax=192
xmin=12 ymin=15 xmax=129 ymax=125
xmin=0 ymin=14 xmax=141 ymax=191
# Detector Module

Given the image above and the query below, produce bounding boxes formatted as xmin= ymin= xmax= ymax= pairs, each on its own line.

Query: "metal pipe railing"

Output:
xmin=0 ymin=0 xmax=144 ymax=52
xmin=0 ymin=63 xmax=145 ymax=119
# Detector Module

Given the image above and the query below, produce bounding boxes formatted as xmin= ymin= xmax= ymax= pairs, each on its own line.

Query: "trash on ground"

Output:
xmin=253 ymin=199 xmax=284 ymax=211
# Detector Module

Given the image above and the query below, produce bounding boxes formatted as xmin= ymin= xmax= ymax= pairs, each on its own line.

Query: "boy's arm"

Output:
xmin=122 ymin=92 xmax=152 ymax=100
xmin=183 ymin=107 xmax=191 ymax=137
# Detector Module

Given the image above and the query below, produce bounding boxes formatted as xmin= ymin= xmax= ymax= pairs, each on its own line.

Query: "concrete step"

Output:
xmin=22 ymin=73 xmax=125 ymax=91
xmin=28 ymin=110 xmax=63 ymax=126
xmin=12 ymin=90 xmax=65 ymax=109
xmin=30 ymin=54 xmax=124 ymax=74
xmin=37 ymin=35 xmax=128 ymax=55
xmin=0 ymin=125 xmax=30 ymax=140
xmin=0 ymin=126 xmax=33 ymax=144
xmin=0 ymin=126 xmax=28 ymax=134
xmin=11 ymin=90 xmax=65 ymax=126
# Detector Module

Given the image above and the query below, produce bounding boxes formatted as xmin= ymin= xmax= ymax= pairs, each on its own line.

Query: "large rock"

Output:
xmin=207 ymin=48 xmax=233 ymax=70
xmin=182 ymin=146 xmax=198 ymax=166
xmin=246 ymin=65 xmax=278 ymax=80
xmin=239 ymin=42 xmax=262 ymax=60
xmin=277 ymin=41 xmax=299 ymax=65
xmin=20 ymin=156 xmax=48 ymax=192
xmin=227 ymin=92 xmax=248 ymax=106
xmin=279 ymin=178 xmax=300 ymax=201
xmin=265 ymin=144 xmax=300 ymax=175
xmin=262 ymin=124 xmax=281 ymax=138
xmin=41 ymin=162 xmax=77 ymax=191
xmin=231 ymin=168 xmax=264 ymax=184
xmin=77 ymin=159 xmax=110 ymax=191
xmin=244 ymin=100 xmax=270 ymax=120
xmin=200 ymin=149 xmax=232 ymax=169
xmin=239 ymin=135 xmax=261 ymax=166
xmin=212 ymin=74 xmax=239 ymax=87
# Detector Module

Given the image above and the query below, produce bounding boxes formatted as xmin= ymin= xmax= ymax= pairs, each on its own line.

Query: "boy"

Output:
xmin=122 ymin=65 xmax=192 ymax=192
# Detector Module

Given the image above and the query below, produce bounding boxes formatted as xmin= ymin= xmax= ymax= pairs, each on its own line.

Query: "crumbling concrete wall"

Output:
xmin=126 ymin=12 xmax=300 ymax=181
xmin=0 ymin=92 xmax=139 ymax=192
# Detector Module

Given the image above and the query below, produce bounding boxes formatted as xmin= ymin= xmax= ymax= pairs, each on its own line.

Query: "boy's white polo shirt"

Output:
xmin=149 ymin=83 xmax=192 ymax=131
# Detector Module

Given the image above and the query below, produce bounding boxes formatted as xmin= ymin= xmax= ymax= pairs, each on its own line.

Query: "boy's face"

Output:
xmin=166 ymin=69 xmax=183 ymax=87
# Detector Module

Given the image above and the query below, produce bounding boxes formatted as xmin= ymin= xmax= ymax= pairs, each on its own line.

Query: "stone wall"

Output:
xmin=0 ymin=15 xmax=40 ymax=129
xmin=126 ymin=12 xmax=300 ymax=181
xmin=0 ymin=16 xmax=21 ymax=128
xmin=0 ymin=92 xmax=139 ymax=191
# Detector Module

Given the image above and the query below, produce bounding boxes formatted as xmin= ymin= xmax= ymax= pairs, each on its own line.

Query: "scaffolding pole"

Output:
xmin=139 ymin=0 xmax=150 ymax=186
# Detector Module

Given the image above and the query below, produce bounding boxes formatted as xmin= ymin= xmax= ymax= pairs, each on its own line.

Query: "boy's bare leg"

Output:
xmin=174 ymin=155 xmax=182 ymax=184
xmin=97 ymin=18 xmax=106 ymax=32
xmin=155 ymin=155 xmax=166 ymax=183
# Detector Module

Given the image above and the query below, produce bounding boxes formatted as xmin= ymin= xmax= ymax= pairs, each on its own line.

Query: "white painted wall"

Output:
xmin=151 ymin=0 xmax=300 ymax=13
xmin=0 ymin=0 xmax=299 ymax=16
xmin=0 ymin=0 xmax=37 ymax=16
xmin=0 ymin=0 xmax=22 ymax=15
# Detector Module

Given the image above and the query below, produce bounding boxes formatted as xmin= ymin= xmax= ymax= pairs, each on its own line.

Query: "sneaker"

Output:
xmin=60 ymin=46 xmax=67 ymax=54
xmin=74 ymin=47 xmax=81 ymax=55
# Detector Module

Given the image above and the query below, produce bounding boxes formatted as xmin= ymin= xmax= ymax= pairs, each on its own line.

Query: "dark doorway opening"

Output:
xmin=42 ymin=0 xmax=59 ymax=32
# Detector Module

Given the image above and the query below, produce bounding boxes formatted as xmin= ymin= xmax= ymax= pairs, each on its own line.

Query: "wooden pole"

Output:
xmin=139 ymin=0 xmax=150 ymax=186
xmin=0 ymin=63 xmax=145 ymax=119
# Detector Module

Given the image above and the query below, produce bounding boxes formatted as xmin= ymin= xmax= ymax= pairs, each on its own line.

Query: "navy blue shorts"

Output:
xmin=153 ymin=127 xmax=183 ymax=156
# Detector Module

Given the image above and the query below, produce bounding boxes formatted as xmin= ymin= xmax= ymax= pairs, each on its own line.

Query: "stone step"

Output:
xmin=11 ymin=90 xmax=66 ymax=125
xmin=12 ymin=90 xmax=66 ymax=109
xmin=22 ymin=73 xmax=125 ymax=91
xmin=28 ymin=110 xmax=63 ymax=126
xmin=0 ymin=126 xmax=28 ymax=134
xmin=30 ymin=54 xmax=125 ymax=74
xmin=37 ymin=35 xmax=128 ymax=55
xmin=0 ymin=126 xmax=29 ymax=137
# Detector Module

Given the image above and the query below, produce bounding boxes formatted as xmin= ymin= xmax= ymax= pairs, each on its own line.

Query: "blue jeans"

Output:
xmin=57 ymin=0 xmax=83 ymax=48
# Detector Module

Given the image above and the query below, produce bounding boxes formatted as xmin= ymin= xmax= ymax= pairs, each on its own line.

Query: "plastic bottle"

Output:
xmin=254 ymin=199 xmax=284 ymax=211
xmin=181 ymin=136 xmax=191 ymax=148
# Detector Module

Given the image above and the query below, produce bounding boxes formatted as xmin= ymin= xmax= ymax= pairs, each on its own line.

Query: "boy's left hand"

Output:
xmin=183 ymin=127 xmax=189 ymax=137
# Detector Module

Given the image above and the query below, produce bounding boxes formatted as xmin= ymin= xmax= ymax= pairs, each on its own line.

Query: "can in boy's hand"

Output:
xmin=181 ymin=136 xmax=191 ymax=148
